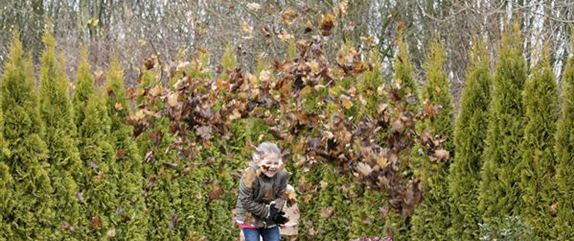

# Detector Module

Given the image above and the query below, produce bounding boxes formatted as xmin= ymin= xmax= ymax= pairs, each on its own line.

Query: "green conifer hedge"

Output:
xmin=447 ymin=42 xmax=491 ymax=240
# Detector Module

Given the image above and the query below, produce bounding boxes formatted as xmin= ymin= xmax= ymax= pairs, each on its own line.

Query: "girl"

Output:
xmin=236 ymin=142 xmax=289 ymax=241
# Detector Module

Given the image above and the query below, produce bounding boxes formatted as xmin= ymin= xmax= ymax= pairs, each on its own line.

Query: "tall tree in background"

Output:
xmin=410 ymin=39 xmax=454 ymax=241
xmin=479 ymin=23 xmax=527 ymax=227
xmin=447 ymin=42 xmax=491 ymax=240
xmin=518 ymin=46 xmax=559 ymax=239
xmin=38 ymin=30 xmax=84 ymax=239
xmin=554 ymin=34 xmax=574 ymax=240
xmin=106 ymin=54 xmax=147 ymax=240
xmin=0 ymin=33 xmax=55 ymax=240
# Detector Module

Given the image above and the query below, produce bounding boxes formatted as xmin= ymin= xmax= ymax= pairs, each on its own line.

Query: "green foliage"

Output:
xmin=479 ymin=23 xmax=527 ymax=226
xmin=394 ymin=31 xmax=419 ymax=110
xmin=0 ymin=33 xmax=56 ymax=240
xmin=383 ymin=209 xmax=409 ymax=240
xmin=410 ymin=39 xmax=454 ymax=241
xmin=73 ymin=48 xmax=95 ymax=128
xmin=447 ymin=42 xmax=491 ymax=240
xmin=78 ymin=88 xmax=118 ymax=239
xmin=518 ymin=48 xmax=559 ymax=239
xmin=314 ymin=166 xmax=351 ymax=240
xmin=39 ymin=30 xmax=84 ymax=240
xmin=106 ymin=55 xmax=148 ymax=240
xmin=554 ymin=37 xmax=574 ymax=240
xmin=178 ymin=165 xmax=209 ymax=241
xmin=221 ymin=45 xmax=237 ymax=70
xmin=0 ymin=161 xmax=14 ymax=240
xmin=349 ymin=186 xmax=385 ymax=239
xmin=134 ymin=65 xmax=182 ymax=240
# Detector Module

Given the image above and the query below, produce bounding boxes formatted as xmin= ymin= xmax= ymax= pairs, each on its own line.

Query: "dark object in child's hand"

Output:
xmin=273 ymin=211 xmax=289 ymax=225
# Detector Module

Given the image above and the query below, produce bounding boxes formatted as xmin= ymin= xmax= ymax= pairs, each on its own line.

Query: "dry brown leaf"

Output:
xmin=114 ymin=102 xmax=123 ymax=111
xmin=61 ymin=221 xmax=71 ymax=231
xmin=246 ymin=3 xmax=261 ymax=11
xmin=90 ymin=216 xmax=103 ymax=229
xmin=356 ymin=162 xmax=372 ymax=176
xmin=116 ymin=149 xmax=125 ymax=160
xmin=281 ymin=8 xmax=299 ymax=25
xmin=320 ymin=14 xmax=334 ymax=36
xmin=146 ymin=176 xmax=158 ymax=188
xmin=167 ymin=92 xmax=179 ymax=107
xmin=550 ymin=202 xmax=558 ymax=214
xmin=107 ymin=228 xmax=116 ymax=237
xmin=208 ymin=184 xmax=224 ymax=201
xmin=320 ymin=207 xmax=334 ymax=218
xmin=377 ymin=154 xmax=388 ymax=168
xmin=241 ymin=21 xmax=253 ymax=35
xmin=431 ymin=149 xmax=449 ymax=162
xmin=242 ymin=169 xmax=257 ymax=188
xmin=278 ymin=29 xmax=294 ymax=41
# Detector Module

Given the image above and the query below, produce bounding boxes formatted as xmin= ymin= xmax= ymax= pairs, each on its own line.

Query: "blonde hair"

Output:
xmin=252 ymin=142 xmax=282 ymax=163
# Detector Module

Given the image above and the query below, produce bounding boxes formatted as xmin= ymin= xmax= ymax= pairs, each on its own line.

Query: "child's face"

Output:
xmin=258 ymin=154 xmax=281 ymax=177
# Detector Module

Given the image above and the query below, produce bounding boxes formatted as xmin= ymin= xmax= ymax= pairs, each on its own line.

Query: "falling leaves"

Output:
xmin=356 ymin=162 xmax=372 ymax=176
xmin=90 ymin=216 xmax=103 ymax=229
xmin=431 ymin=149 xmax=450 ymax=162
xmin=61 ymin=221 xmax=72 ymax=231
xmin=246 ymin=2 xmax=261 ymax=11
xmin=278 ymin=29 xmax=294 ymax=42
xmin=320 ymin=207 xmax=334 ymax=218
xmin=208 ymin=183 xmax=224 ymax=201
xmin=281 ymin=8 xmax=299 ymax=25
xmin=241 ymin=21 xmax=253 ymax=36
xmin=196 ymin=126 xmax=212 ymax=140
xmin=124 ymin=12 xmax=448 ymax=219
xmin=107 ymin=228 xmax=116 ymax=237
xmin=146 ymin=176 xmax=158 ymax=188
xmin=320 ymin=14 xmax=335 ymax=36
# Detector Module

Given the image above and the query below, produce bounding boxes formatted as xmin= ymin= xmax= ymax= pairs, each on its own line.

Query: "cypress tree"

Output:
xmin=410 ymin=39 xmax=455 ymax=241
xmin=81 ymin=91 xmax=119 ymax=239
xmin=349 ymin=50 xmax=385 ymax=239
xmin=134 ymin=59 xmax=183 ymax=240
xmin=554 ymin=35 xmax=574 ymax=240
xmin=0 ymin=161 xmax=13 ymax=240
xmin=204 ymin=147 xmax=237 ymax=241
xmin=0 ymin=110 xmax=12 ymax=239
xmin=75 ymin=56 xmax=118 ymax=239
xmin=0 ymin=33 xmax=56 ymax=240
xmin=518 ymin=46 xmax=559 ymax=239
xmin=394 ymin=31 xmax=419 ymax=109
xmin=315 ymin=166 xmax=351 ymax=240
xmin=478 ymin=23 xmax=527 ymax=226
xmin=447 ymin=42 xmax=491 ymax=240
xmin=383 ymin=31 xmax=420 ymax=240
xmin=38 ymin=30 xmax=84 ymax=239
xmin=73 ymin=49 xmax=95 ymax=128
xmin=106 ymin=54 xmax=148 ymax=240
xmin=176 ymin=55 xmax=213 ymax=241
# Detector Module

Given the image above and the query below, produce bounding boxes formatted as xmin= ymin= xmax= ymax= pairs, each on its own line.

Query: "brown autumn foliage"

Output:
xmin=127 ymin=18 xmax=446 ymax=217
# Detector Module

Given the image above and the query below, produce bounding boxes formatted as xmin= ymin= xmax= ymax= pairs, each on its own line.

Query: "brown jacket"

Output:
xmin=235 ymin=161 xmax=288 ymax=228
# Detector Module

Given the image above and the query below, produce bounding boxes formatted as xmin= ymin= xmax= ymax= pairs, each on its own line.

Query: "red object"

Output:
xmin=238 ymin=223 xmax=258 ymax=229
